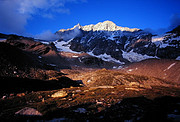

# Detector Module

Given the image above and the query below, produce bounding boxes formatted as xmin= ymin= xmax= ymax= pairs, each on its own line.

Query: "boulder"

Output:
xmin=15 ymin=107 xmax=42 ymax=116
xmin=51 ymin=90 xmax=68 ymax=98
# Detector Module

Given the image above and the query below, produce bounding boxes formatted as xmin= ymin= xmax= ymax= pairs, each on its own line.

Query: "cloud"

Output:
xmin=169 ymin=14 xmax=180 ymax=30
xmin=34 ymin=30 xmax=60 ymax=41
xmin=144 ymin=28 xmax=168 ymax=35
xmin=144 ymin=14 xmax=180 ymax=35
xmin=60 ymin=26 xmax=82 ymax=40
xmin=0 ymin=0 xmax=28 ymax=34
xmin=0 ymin=0 xmax=86 ymax=34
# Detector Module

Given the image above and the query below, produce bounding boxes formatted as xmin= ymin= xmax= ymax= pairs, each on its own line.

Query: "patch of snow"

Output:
xmin=168 ymin=114 xmax=180 ymax=121
xmin=108 ymin=34 xmax=115 ymax=40
xmin=74 ymin=108 xmax=87 ymax=113
xmin=127 ymin=69 xmax=133 ymax=72
xmin=40 ymin=41 xmax=49 ymax=44
xmin=113 ymin=66 xmax=117 ymax=69
xmin=38 ymin=56 xmax=42 ymax=59
xmin=115 ymin=49 xmax=119 ymax=51
xmin=113 ymin=66 xmax=123 ymax=69
xmin=88 ymin=52 xmax=125 ymax=64
xmin=87 ymin=36 xmax=93 ymax=43
xmin=152 ymin=36 xmax=164 ymax=42
xmin=117 ymin=66 xmax=123 ymax=69
xmin=116 ymin=40 xmax=121 ymax=44
xmin=87 ymin=80 xmax=91 ymax=83
xmin=54 ymin=39 xmax=80 ymax=54
xmin=159 ymin=43 xmax=170 ymax=48
xmin=164 ymin=63 xmax=176 ymax=71
xmin=48 ymin=64 xmax=57 ymax=67
xmin=172 ymin=36 xmax=180 ymax=40
xmin=176 ymin=56 xmax=180 ymax=60
xmin=72 ymin=55 xmax=78 ymax=58
xmin=124 ymin=41 xmax=130 ymax=49
xmin=122 ymin=50 xmax=156 ymax=62
xmin=78 ymin=58 xmax=82 ymax=62
xmin=153 ymin=41 xmax=162 ymax=47
xmin=144 ymin=44 xmax=149 ymax=48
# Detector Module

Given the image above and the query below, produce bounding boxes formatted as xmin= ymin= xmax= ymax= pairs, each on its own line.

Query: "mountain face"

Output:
xmin=55 ymin=21 xmax=180 ymax=64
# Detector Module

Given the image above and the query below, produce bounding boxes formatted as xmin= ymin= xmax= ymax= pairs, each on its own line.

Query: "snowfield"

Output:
xmin=88 ymin=51 xmax=125 ymax=64
xmin=54 ymin=39 xmax=80 ymax=54
xmin=122 ymin=50 xmax=156 ymax=62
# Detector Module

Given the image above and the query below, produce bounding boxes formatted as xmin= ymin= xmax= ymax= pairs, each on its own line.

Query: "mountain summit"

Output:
xmin=58 ymin=20 xmax=140 ymax=32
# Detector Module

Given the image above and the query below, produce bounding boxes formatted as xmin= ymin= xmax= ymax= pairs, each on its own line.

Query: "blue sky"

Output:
xmin=0 ymin=0 xmax=180 ymax=37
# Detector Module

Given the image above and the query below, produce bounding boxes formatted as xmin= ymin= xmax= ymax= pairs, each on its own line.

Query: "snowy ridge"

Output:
xmin=58 ymin=20 xmax=140 ymax=32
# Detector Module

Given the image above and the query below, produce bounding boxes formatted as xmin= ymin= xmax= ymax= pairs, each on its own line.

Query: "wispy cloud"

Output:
xmin=169 ymin=14 xmax=180 ymax=30
xmin=144 ymin=14 xmax=180 ymax=35
xmin=0 ymin=0 xmax=86 ymax=34
xmin=34 ymin=30 xmax=60 ymax=41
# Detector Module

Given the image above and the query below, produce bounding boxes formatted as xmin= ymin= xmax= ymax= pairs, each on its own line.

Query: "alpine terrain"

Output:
xmin=0 ymin=21 xmax=180 ymax=121
xmin=55 ymin=21 xmax=180 ymax=64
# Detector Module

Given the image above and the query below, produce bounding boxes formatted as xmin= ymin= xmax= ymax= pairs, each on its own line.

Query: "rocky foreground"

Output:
xmin=1 ymin=82 xmax=180 ymax=121
xmin=1 ymin=68 xmax=180 ymax=121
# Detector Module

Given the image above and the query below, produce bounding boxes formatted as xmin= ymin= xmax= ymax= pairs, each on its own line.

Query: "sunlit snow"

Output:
xmin=164 ymin=63 xmax=176 ymax=71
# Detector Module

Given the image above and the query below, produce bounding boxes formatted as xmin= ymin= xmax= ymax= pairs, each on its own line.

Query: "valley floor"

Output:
xmin=1 ymin=68 xmax=180 ymax=121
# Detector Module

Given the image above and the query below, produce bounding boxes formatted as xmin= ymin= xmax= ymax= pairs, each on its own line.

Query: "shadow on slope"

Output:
xmin=0 ymin=76 xmax=80 ymax=97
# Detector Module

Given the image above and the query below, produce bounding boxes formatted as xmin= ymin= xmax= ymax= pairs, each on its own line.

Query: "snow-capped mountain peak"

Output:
xmin=55 ymin=22 xmax=180 ymax=64
xmin=58 ymin=23 xmax=81 ymax=33
xmin=58 ymin=20 xmax=140 ymax=32
xmin=83 ymin=20 xmax=140 ymax=32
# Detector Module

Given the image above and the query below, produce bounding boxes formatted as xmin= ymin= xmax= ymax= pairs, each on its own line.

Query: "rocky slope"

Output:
xmin=55 ymin=21 xmax=180 ymax=64
xmin=4 ymin=34 xmax=70 ymax=70
xmin=120 ymin=59 xmax=180 ymax=83
xmin=0 ymin=35 xmax=81 ymax=97
xmin=62 ymin=68 xmax=179 ymax=88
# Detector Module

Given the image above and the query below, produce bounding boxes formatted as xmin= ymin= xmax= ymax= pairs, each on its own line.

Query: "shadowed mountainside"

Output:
xmin=4 ymin=35 xmax=70 ymax=70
